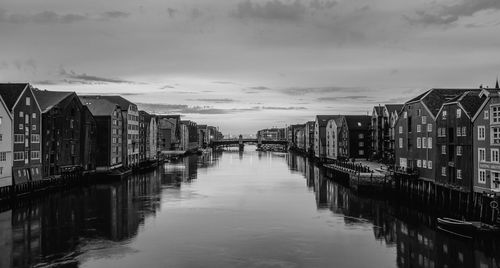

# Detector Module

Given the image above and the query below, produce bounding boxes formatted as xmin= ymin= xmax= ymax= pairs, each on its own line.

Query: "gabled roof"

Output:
xmin=32 ymin=90 xmax=75 ymax=113
xmin=316 ymin=115 xmax=341 ymax=127
xmin=373 ymin=106 xmax=384 ymax=116
xmin=441 ymin=90 xmax=486 ymax=118
xmin=80 ymin=95 xmax=136 ymax=111
xmin=384 ymin=104 xmax=403 ymax=115
xmin=80 ymin=97 xmax=120 ymax=116
xmin=0 ymin=83 xmax=29 ymax=111
xmin=343 ymin=115 xmax=371 ymax=130
xmin=407 ymin=88 xmax=476 ymax=117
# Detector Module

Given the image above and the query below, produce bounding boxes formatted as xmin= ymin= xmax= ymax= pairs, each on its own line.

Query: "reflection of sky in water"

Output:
xmin=0 ymin=148 xmax=498 ymax=268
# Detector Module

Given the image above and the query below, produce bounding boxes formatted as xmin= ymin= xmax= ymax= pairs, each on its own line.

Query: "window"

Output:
xmin=358 ymin=142 xmax=364 ymax=147
xmin=14 ymin=134 xmax=24 ymax=143
xmin=442 ymin=145 xmax=446 ymax=155
xmin=478 ymin=126 xmax=486 ymax=140
xmin=0 ymin=116 xmax=2 ymax=125
xmin=0 ymin=134 xmax=2 ymax=141
xmin=26 ymin=97 xmax=30 ymax=105
xmin=0 ymin=152 xmax=6 ymax=161
xmin=32 ymin=124 xmax=36 ymax=131
xmin=457 ymin=146 xmax=463 ymax=156
xmin=479 ymin=169 xmax=486 ymax=184
xmin=479 ymin=148 xmax=486 ymax=162
xmin=403 ymin=112 xmax=407 ymax=119
xmin=457 ymin=109 xmax=462 ymax=118
xmin=70 ymin=119 xmax=74 ymax=129
xmin=399 ymin=126 xmax=403 ymax=134
xmin=442 ymin=111 xmax=447 ymax=119
xmin=19 ymin=124 xmax=23 ymax=130
xmin=422 ymin=137 xmax=427 ymax=148
xmin=31 ymin=134 xmax=40 ymax=143
xmin=417 ymin=125 xmax=421 ymax=132
xmin=359 ymin=150 xmax=364 ymax=156
xmin=428 ymin=137 xmax=432 ymax=149
xmin=485 ymin=111 xmax=490 ymax=119
xmin=427 ymin=124 xmax=432 ymax=132
xmin=25 ymin=115 xmax=28 ymax=124
xmin=422 ymin=116 xmax=427 ymax=124
xmin=457 ymin=170 xmax=462 ymax=179
xmin=14 ymin=152 xmax=24 ymax=161
xmin=462 ymin=126 xmax=466 ymax=136
xmin=492 ymin=127 xmax=500 ymax=144
xmin=19 ymin=111 xmax=23 ymax=118
xmin=399 ymin=138 xmax=403 ymax=148
xmin=417 ymin=160 xmax=421 ymax=167
xmin=441 ymin=167 xmax=446 ymax=176
xmin=457 ymin=127 xmax=462 ymax=136
xmin=428 ymin=161 xmax=432 ymax=169
xmin=492 ymin=149 xmax=500 ymax=163
xmin=417 ymin=109 xmax=421 ymax=116
xmin=32 ymin=113 xmax=36 ymax=119
xmin=422 ymin=160 xmax=427 ymax=168
xmin=492 ymin=106 xmax=500 ymax=123
xmin=30 ymin=151 xmax=40 ymax=160
xmin=358 ymin=134 xmax=364 ymax=139
xmin=417 ymin=137 xmax=421 ymax=148
xmin=493 ymin=172 xmax=500 ymax=189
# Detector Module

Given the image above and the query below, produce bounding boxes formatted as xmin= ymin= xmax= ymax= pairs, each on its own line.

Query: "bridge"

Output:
xmin=209 ymin=135 xmax=288 ymax=150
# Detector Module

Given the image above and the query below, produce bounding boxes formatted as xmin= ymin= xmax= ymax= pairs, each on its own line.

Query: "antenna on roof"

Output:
xmin=496 ymin=76 xmax=499 ymax=89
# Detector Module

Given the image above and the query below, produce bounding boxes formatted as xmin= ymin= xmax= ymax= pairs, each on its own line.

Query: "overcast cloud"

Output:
xmin=1 ymin=0 xmax=500 ymax=134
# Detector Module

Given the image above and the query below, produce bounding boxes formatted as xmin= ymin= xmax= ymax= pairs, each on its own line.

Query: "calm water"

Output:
xmin=0 ymin=146 xmax=499 ymax=268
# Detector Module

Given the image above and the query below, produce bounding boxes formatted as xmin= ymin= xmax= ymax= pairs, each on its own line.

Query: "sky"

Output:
xmin=1 ymin=0 xmax=500 ymax=135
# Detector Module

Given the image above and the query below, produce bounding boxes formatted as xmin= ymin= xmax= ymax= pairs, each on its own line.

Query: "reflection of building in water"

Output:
xmin=11 ymin=205 xmax=41 ymax=267
xmin=0 ymin=210 xmax=12 ymax=268
xmin=313 ymin=166 xmax=329 ymax=209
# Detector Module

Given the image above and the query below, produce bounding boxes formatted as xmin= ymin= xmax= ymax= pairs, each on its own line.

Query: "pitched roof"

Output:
xmin=0 ymin=83 xmax=29 ymax=111
xmin=442 ymin=90 xmax=486 ymax=118
xmin=384 ymin=104 xmax=404 ymax=115
xmin=80 ymin=97 xmax=119 ymax=116
xmin=373 ymin=106 xmax=384 ymax=116
xmin=316 ymin=115 xmax=341 ymax=127
xmin=343 ymin=115 xmax=371 ymax=130
xmin=407 ymin=88 xmax=476 ymax=117
xmin=80 ymin=95 xmax=136 ymax=111
xmin=32 ymin=90 xmax=75 ymax=113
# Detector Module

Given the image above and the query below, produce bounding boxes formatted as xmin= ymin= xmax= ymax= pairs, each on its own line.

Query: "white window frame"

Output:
xmin=428 ymin=137 xmax=432 ymax=149
xmin=492 ymin=127 xmax=500 ymax=145
xmin=478 ymin=126 xmax=485 ymax=140
xmin=479 ymin=148 xmax=486 ymax=162
xmin=442 ymin=145 xmax=446 ymax=155
xmin=479 ymin=169 xmax=487 ymax=184
xmin=417 ymin=160 xmax=421 ymax=167
xmin=417 ymin=137 xmax=421 ymax=148
xmin=399 ymin=138 xmax=403 ymax=148
xmin=457 ymin=169 xmax=462 ymax=180
xmin=422 ymin=160 xmax=427 ymax=168
xmin=428 ymin=161 xmax=432 ymax=169
xmin=399 ymin=126 xmax=403 ymax=134
xmin=441 ymin=167 xmax=446 ymax=176
xmin=462 ymin=126 xmax=466 ymax=136
xmin=427 ymin=124 xmax=432 ymax=132
xmin=492 ymin=149 xmax=500 ymax=163
xmin=457 ymin=109 xmax=461 ymax=118
xmin=26 ymin=97 xmax=30 ymax=106
xmin=485 ymin=111 xmax=490 ymax=119
xmin=492 ymin=105 xmax=500 ymax=124
xmin=457 ymin=145 xmax=463 ymax=156
xmin=422 ymin=137 xmax=427 ymax=149
xmin=422 ymin=116 xmax=427 ymax=124
xmin=417 ymin=124 xmax=421 ymax=133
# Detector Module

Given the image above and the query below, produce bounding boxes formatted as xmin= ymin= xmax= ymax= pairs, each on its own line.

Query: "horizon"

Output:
xmin=2 ymin=0 xmax=500 ymax=134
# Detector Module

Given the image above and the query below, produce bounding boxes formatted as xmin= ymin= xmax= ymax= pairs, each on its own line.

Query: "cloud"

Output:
xmin=102 ymin=11 xmax=130 ymax=19
xmin=317 ymin=96 xmax=371 ymax=102
xmin=0 ymin=9 xmax=87 ymax=24
xmin=213 ymin=81 xmax=237 ymax=85
xmin=309 ymin=0 xmax=337 ymax=10
xmin=406 ymin=0 xmax=500 ymax=26
xmin=167 ymin=8 xmax=177 ymax=18
xmin=280 ymin=86 xmax=365 ymax=95
xmin=233 ymin=0 xmax=307 ymax=21
xmin=249 ymin=86 xmax=270 ymax=90
xmin=136 ymin=103 xmax=258 ymax=114
xmin=59 ymin=68 xmax=137 ymax=84
xmin=160 ymin=85 xmax=175 ymax=89
xmin=262 ymin=106 xmax=307 ymax=110
xmin=190 ymin=98 xmax=238 ymax=103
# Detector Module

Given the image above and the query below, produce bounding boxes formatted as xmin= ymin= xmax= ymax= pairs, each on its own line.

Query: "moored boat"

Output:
xmin=437 ymin=217 xmax=477 ymax=239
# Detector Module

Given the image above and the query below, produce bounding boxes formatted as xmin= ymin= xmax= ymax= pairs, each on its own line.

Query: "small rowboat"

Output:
xmin=437 ymin=218 xmax=477 ymax=239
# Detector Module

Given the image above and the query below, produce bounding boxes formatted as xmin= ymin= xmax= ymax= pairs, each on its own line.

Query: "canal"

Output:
xmin=0 ymin=147 xmax=499 ymax=267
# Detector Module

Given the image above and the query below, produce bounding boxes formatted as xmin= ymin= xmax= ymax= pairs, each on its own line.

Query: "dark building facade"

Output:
xmin=81 ymin=105 xmax=96 ymax=172
xmin=436 ymin=91 xmax=484 ymax=193
xmin=80 ymin=98 xmax=123 ymax=171
xmin=338 ymin=115 xmax=371 ymax=159
xmin=33 ymin=90 xmax=86 ymax=177
xmin=0 ymin=83 xmax=43 ymax=185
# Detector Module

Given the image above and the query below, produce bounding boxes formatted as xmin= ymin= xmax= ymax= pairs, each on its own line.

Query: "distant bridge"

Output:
xmin=210 ymin=139 xmax=288 ymax=147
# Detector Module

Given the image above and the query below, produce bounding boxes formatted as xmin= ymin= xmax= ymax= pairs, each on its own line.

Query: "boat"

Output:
xmin=437 ymin=217 xmax=477 ymax=239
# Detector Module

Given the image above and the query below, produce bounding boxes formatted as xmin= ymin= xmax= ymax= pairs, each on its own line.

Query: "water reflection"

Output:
xmin=0 ymin=150 xmax=498 ymax=267
xmin=287 ymin=153 xmax=500 ymax=268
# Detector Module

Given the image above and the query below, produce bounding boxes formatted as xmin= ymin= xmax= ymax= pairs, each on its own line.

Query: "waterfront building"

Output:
xmin=296 ymin=127 xmax=305 ymax=151
xmin=257 ymin=128 xmax=285 ymax=141
xmin=338 ymin=115 xmax=371 ymax=159
xmin=197 ymin=124 xmax=208 ymax=148
xmin=157 ymin=115 xmax=181 ymax=151
xmin=0 ymin=95 xmax=13 ymax=189
xmin=286 ymin=124 xmax=304 ymax=149
xmin=304 ymin=121 xmax=315 ymax=154
xmin=138 ymin=111 xmax=157 ymax=162
xmin=80 ymin=98 xmax=123 ymax=171
xmin=371 ymin=104 xmax=404 ymax=162
xmin=395 ymin=88 xmax=469 ymax=182
xmin=314 ymin=115 xmax=341 ymax=159
xmin=326 ymin=117 xmax=344 ymax=160
xmin=180 ymin=120 xmax=199 ymax=153
xmin=436 ymin=90 xmax=484 ymax=193
xmin=472 ymin=88 xmax=500 ymax=195
xmin=386 ymin=104 xmax=404 ymax=164
xmin=81 ymin=105 xmax=97 ymax=172
xmin=0 ymin=83 xmax=43 ymax=186
xmin=81 ymin=96 xmax=139 ymax=167
xmin=33 ymin=90 xmax=86 ymax=177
